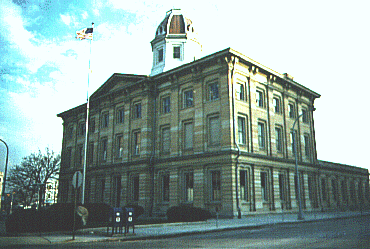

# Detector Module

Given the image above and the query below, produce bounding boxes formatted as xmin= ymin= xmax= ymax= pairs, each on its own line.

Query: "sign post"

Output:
xmin=72 ymin=171 xmax=82 ymax=240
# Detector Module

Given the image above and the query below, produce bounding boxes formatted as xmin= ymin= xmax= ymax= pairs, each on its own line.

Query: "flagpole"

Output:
xmin=81 ymin=22 xmax=94 ymax=205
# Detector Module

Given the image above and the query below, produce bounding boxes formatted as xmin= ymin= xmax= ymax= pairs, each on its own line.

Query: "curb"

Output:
xmin=3 ymin=212 xmax=370 ymax=245
xmin=87 ymin=213 xmax=370 ymax=243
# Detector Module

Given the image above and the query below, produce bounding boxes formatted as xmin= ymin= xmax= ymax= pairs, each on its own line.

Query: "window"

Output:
xmin=77 ymin=145 xmax=84 ymax=167
xmin=211 ymin=171 xmax=221 ymax=201
xmin=359 ymin=182 xmax=364 ymax=202
xmin=184 ymin=172 xmax=194 ymax=202
xmin=116 ymin=107 xmax=124 ymax=124
xmin=60 ymin=180 xmax=69 ymax=202
xmin=350 ymin=181 xmax=356 ymax=203
xmin=209 ymin=116 xmax=220 ymax=146
xmin=294 ymin=173 xmax=305 ymax=202
xmin=96 ymin=178 xmax=105 ymax=203
xmin=90 ymin=118 xmax=95 ymax=133
xmin=240 ymin=170 xmax=249 ymax=201
xmin=261 ymin=172 xmax=269 ymax=201
xmin=116 ymin=134 xmax=124 ymax=158
xmin=158 ymin=48 xmax=163 ymax=63
xmin=302 ymin=109 xmax=309 ymax=123
xmin=173 ymin=46 xmax=180 ymax=59
xmin=65 ymin=147 xmax=72 ymax=167
xmin=161 ymin=96 xmax=171 ymax=114
xmin=87 ymin=142 xmax=94 ymax=166
xmin=133 ymin=130 xmax=141 ymax=156
xmin=161 ymin=174 xmax=170 ymax=202
xmin=161 ymin=126 xmax=170 ymax=154
xmin=290 ymin=131 xmax=298 ymax=155
xmin=67 ymin=126 xmax=74 ymax=140
xmin=183 ymin=121 xmax=193 ymax=150
xmin=308 ymin=175 xmax=318 ymax=208
xmin=131 ymin=175 xmax=139 ymax=202
xmin=278 ymin=173 xmax=286 ymax=201
xmin=273 ymin=97 xmax=281 ymax=113
xmin=332 ymin=179 xmax=338 ymax=202
xmin=101 ymin=112 xmax=109 ymax=128
xmin=288 ymin=103 xmax=295 ymax=118
xmin=236 ymin=83 xmax=245 ymax=101
xmin=112 ymin=176 xmax=121 ymax=207
xmin=238 ymin=116 xmax=246 ymax=145
xmin=258 ymin=122 xmax=266 ymax=150
xmin=133 ymin=102 xmax=141 ymax=119
xmin=183 ymin=89 xmax=193 ymax=108
xmin=256 ymin=90 xmax=264 ymax=107
xmin=101 ymin=138 xmax=108 ymax=161
xmin=208 ymin=82 xmax=219 ymax=101
xmin=78 ymin=122 xmax=85 ymax=136
xmin=275 ymin=126 xmax=283 ymax=152
xmin=341 ymin=180 xmax=347 ymax=202
xmin=321 ymin=178 xmax=327 ymax=201
xmin=304 ymin=134 xmax=311 ymax=158
xmin=85 ymin=178 xmax=91 ymax=203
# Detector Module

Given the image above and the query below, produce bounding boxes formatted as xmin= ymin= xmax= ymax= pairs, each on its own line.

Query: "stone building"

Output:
xmin=57 ymin=9 xmax=370 ymax=217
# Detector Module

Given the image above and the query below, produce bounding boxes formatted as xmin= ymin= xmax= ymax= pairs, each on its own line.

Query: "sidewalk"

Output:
xmin=1 ymin=210 xmax=369 ymax=246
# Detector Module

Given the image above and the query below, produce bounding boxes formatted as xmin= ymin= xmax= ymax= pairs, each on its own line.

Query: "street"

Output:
xmin=4 ymin=215 xmax=370 ymax=248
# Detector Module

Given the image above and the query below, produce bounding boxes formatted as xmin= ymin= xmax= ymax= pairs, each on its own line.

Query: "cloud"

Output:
xmin=60 ymin=14 xmax=72 ymax=26
xmin=108 ymin=0 xmax=162 ymax=13
xmin=0 ymin=0 xmax=35 ymax=50
xmin=81 ymin=11 xmax=88 ymax=20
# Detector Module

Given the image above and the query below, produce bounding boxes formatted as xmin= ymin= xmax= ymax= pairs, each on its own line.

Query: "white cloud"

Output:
xmin=82 ymin=11 xmax=88 ymax=20
xmin=0 ymin=0 xmax=35 ymax=50
xmin=108 ymin=0 xmax=162 ymax=13
xmin=60 ymin=14 xmax=72 ymax=26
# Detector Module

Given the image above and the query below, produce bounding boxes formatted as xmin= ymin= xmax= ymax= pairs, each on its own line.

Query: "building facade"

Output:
xmin=57 ymin=10 xmax=370 ymax=217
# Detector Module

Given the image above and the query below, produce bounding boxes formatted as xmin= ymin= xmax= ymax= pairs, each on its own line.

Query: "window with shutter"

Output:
xmin=184 ymin=122 xmax=193 ymax=150
xmin=209 ymin=116 xmax=220 ymax=146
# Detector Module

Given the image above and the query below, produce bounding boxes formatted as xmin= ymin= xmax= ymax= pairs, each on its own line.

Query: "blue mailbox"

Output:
xmin=107 ymin=207 xmax=123 ymax=235
xmin=125 ymin=207 xmax=135 ymax=234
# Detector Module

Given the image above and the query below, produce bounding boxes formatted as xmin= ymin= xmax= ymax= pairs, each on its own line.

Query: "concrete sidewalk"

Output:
xmin=1 ymin=211 xmax=369 ymax=246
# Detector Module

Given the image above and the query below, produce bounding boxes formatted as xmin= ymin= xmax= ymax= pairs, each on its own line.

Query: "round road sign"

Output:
xmin=72 ymin=171 xmax=83 ymax=189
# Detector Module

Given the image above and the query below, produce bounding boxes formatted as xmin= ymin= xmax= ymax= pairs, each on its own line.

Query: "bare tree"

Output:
xmin=8 ymin=147 xmax=60 ymax=208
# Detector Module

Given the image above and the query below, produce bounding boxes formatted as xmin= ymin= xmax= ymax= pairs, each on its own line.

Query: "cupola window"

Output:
xmin=158 ymin=48 xmax=163 ymax=63
xmin=173 ymin=46 xmax=181 ymax=59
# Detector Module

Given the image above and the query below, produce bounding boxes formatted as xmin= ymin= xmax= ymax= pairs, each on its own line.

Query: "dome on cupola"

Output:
xmin=155 ymin=9 xmax=196 ymax=38
xmin=150 ymin=9 xmax=202 ymax=76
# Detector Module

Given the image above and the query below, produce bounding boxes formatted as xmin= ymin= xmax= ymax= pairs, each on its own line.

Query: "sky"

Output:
xmin=0 ymin=0 xmax=369 ymax=173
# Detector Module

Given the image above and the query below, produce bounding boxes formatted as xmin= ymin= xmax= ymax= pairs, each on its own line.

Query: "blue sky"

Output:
xmin=0 ymin=0 xmax=369 ymax=172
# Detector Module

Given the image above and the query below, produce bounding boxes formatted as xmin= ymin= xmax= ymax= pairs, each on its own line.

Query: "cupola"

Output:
xmin=150 ymin=9 xmax=202 ymax=76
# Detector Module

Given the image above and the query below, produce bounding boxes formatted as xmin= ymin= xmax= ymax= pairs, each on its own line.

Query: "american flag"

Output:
xmin=76 ymin=27 xmax=93 ymax=40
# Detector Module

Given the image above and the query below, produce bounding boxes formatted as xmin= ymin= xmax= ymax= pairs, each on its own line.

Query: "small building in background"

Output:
xmin=45 ymin=179 xmax=59 ymax=205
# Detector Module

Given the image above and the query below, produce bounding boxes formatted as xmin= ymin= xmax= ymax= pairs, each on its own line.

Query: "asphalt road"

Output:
xmin=6 ymin=215 xmax=370 ymax=248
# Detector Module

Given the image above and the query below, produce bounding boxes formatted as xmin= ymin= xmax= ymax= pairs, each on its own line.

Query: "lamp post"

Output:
xmin=292 ymin=110 xmax=309 ymax=221
xmin=0 ymin=138 xmax=9 ymax=212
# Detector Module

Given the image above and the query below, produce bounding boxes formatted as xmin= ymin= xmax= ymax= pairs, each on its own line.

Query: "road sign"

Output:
xmin=72 ymin=171 xmax=83 ymax=189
